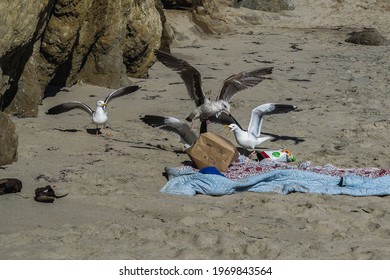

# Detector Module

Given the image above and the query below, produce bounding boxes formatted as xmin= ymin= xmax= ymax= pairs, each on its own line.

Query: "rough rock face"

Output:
xmin=163 ymin=0 xmax=229 ymax=41
xmin=190 ymin=1 xmax=229 ymax=34
xmin=156 ymin=0 xmax=172 ymax=52
xmin=0 ymin=67 xmax=10 ymax=103
xmin=0 ymin=1 xmax=54 ymax=117
xmin=39 ymin=0 xmax=162 ymax=86
xmin=236 ymin=0 xmax=294 ymax=12
xmin=0 ymin=112 xmax=18 ymax=166
xmin=161 ymin=0 xmax=199 ymax=9
xmin=0 ymin=0 xmax=163 ymax=118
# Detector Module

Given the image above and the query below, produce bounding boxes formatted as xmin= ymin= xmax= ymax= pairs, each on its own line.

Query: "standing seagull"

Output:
xmin=154 ymin=49 xmax=273 ymax=127
xmin=140 ymin=115 xmax=197 ymax=149
xmin=226 ymin=103 xmax=297 ymax=157
xmin=47 ymin=85 xmax=140 ymax=136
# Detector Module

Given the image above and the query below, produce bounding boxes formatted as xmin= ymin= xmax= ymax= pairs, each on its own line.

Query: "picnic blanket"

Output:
xmin=161 ymin=156 xmax=390 ymax=196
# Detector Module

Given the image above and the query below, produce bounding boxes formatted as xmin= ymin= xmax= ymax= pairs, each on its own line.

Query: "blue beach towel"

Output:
xmin=161 ymin=158 xmax=390 ymax=196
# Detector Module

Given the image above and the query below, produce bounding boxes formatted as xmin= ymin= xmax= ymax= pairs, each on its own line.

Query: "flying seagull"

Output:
xmin=154 ymin=49 xmax=273 ymax=127
xmin=226 ymin=103 xmax=297 ymax=157
xmin=46 ymin=85 xmax=140 ymax=136
xmin=140 ymin=115 xmax=197 ymax=149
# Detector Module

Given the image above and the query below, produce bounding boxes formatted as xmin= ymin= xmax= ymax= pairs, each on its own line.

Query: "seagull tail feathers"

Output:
xmin=186 ymin=112 xmax=196 ymax=122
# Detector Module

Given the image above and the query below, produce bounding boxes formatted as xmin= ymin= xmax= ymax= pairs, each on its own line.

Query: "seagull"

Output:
xmin=140 ymin=115 xmax=197 ymax=149
xmin=225 ymin=103 xmax=297 ymax=157
xmin=154 ymin=49 xmax=273 ymax=127
xmin=46 ymin=85 xmax=140 ymax=136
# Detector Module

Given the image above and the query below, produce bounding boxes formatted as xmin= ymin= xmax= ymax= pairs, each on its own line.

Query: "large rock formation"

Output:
xmin=0 ymin=0 xmax=164 ymax=118
xmin=0 ymin=1 xmax=54 ymax=117
xmin=0 ymin=67 xmax=10 ymax=103
xmin=0 ymin=112 xmax=18 ymax=166
xmin=162 ymin=0 xmax=229 ymax=43
xmin=236 ymin=0 xmax=294 ymax=12
xmin=161 ymin=0 xmax=217 ymax=12
xmin=161 ymin=0 xmax=199 ymax=9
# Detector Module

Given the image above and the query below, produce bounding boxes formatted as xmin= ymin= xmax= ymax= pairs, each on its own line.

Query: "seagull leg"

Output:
xmin=248 ymin=149 xmax=256 ymax=159
xmin=241 ymin=150 xmax=255 ymax=166
xmin=104 ymin=124 xmax=112 ymax=138
xmin=200 ymin=120 xmax=208 ymax=134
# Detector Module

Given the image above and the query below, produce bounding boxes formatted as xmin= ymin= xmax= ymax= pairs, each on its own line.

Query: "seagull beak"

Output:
xmin=103 ymin=103 xmax=108 ymax=107
xmin=224 ymin=125 xmax=231 ymax=135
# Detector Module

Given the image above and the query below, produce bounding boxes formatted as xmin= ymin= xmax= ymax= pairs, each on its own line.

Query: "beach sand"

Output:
xmin=1 ymin=0 xmax=390 ymax=259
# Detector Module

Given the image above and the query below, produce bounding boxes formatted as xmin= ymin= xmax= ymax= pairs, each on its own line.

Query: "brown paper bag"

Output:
xmin=186 ymin=132 xmax=239 ymax=172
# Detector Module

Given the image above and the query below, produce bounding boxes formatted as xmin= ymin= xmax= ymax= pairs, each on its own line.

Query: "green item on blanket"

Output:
xmin=257 ymin=148 xmax=296 ymax=162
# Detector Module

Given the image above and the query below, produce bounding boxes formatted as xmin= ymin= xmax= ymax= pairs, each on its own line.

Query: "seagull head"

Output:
xmin=216 ymin=100 xmax=231 ymax=115
xmin=96 ymin=100 xmax=108 ymax=108
xmin=225 ymin=123 xmax=239 ymax=135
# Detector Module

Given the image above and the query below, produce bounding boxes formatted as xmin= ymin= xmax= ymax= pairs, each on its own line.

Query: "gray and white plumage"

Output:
xmin=154 ymin=49 xmax=273 ymax=123
xmin=47 ymin=85 xmax=140 ymax=133
xmin=140 ymin=115 xmax=197 ymax=149
xmin=227 ymin=103 xmax=297 ymax=150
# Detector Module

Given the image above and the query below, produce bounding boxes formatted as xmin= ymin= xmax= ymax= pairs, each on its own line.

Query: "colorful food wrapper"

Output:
xmin=257 ymin=149 xmax=296 ymax=162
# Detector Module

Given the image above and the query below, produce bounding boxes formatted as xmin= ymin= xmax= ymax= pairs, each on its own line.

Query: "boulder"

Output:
xmin=0 ymin=112 xmax=18 ymax=166
xmin=345 ymin=28 xmax=389 ymax=46
xmin=236 ymin=0 xmax=294 ymax=12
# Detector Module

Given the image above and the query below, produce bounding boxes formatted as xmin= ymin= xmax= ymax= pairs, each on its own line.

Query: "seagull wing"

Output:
xmin=140 ymin=115 xmax=198 ymax=148
xmin=154 ymin=49 xmax=205 ymax=107
xmin=216 ymin=67 xmax=273 ymax=102
xmin=208 ymin=112 xmax=245 ymax=131
xmin=248 ymin=103 xmax=297 ymax=137
xmin=46 ymin=101 xmax=94 ymax=116
xmin=104 ymin=85 xmax=140 ymax=104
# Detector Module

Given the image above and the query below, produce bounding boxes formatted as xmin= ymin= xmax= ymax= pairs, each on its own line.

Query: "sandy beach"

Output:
xmin=1 ymin=0 xmax=390 ymax=259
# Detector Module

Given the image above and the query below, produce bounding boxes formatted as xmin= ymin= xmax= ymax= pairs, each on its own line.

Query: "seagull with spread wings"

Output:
xmin=154 ymin=49 xmax=273 ymax=127
xmin=225 ymin=103 xmax=297 ymax=157
xmin=46 ymin=85 xmax=140 ymax=136
xmin=140 ymin=115 xmax=197 ymax=149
